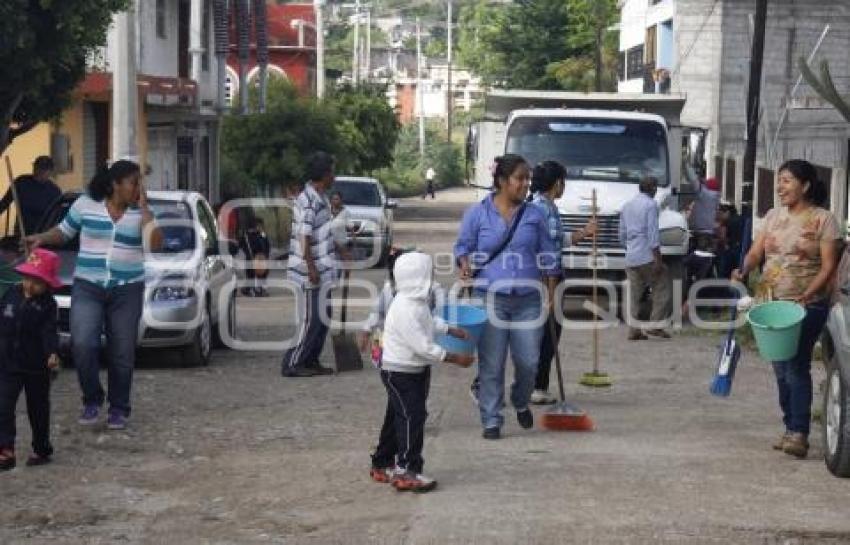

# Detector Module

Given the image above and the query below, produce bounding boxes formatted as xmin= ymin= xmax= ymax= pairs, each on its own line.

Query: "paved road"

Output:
xmin=2 ymin=189 xmax=850 ymax=544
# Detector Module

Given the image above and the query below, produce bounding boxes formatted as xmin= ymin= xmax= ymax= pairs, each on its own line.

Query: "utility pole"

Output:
xmin=742 ymin=0 xmax=767 ymax=206
xmin=112 ymin=1 xmax=138 ymax=162
xmin=446 ymin=0 xmax=453 ymax=143
xmin=417 ymin=17 xmax=425 ymax=160
xmin=352 ymin=0 xmax=360 ymax=85
xmin=315 ymin=0 xmax=325 ymax=98
xmin=365 ymin=6 xmax=371 ymax=81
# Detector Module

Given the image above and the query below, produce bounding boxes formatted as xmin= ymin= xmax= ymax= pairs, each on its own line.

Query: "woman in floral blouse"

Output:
xmin=733 ymin=159 xmax=841 ymax=459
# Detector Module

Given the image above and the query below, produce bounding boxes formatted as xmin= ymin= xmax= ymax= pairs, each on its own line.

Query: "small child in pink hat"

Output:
xmin=0 ymin=248 xmax=62 ymax=471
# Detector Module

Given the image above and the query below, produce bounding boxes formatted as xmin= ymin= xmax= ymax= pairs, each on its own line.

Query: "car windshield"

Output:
xmin=505 ymin=117 xmax=670 ymax=186
xmin=332 ymin=180 xmax=382 ymax=206
xmin=149 ymin=201 xmax=195 ymax=253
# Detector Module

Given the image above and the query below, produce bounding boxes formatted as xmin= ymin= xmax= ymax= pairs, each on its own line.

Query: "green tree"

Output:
xmin=457 ymin=0 xmax=619 ymax=91
xmin=328 ymin=84 xmax=400 ymax=174
xmin=0 ymin=0 xmax=129 ymax=155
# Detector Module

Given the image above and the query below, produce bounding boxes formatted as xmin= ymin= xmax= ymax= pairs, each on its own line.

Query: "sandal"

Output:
xmin=0 ymin=447 xmax=16 ymax=471
xmin=26 ymin=453 xmax=52 ymax=467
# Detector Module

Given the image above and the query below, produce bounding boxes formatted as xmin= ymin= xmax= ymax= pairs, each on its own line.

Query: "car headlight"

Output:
xmin=660 ymin=227 xmax=687 ymax=247
xmin=152 ymin=286 xmax=195 ymax=301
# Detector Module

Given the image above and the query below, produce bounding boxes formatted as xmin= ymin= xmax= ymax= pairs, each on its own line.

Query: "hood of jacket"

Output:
xmin=393 ymin=252 xmax=433 ymax=301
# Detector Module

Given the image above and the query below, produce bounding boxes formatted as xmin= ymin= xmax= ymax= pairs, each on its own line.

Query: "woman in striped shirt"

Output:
xmin=28 ymin=160 xmax=162 ymax=430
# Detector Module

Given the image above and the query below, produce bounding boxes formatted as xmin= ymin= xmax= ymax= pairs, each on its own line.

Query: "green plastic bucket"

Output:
xmin=747 ymin=301 xmax=807 ymax=361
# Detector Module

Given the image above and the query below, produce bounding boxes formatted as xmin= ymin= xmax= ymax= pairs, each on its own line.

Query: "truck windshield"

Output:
xmin=332 ymin=180 xmax=382 ymax=206
xmin=505 ymin=117 xmax=669 ymax=186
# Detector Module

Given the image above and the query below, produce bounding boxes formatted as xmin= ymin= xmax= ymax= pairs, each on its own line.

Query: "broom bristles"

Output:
xmin=540 ymin=412 xmax=595 ymax=431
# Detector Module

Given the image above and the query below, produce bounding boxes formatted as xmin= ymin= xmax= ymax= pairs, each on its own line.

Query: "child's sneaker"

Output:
xmin=369 ymin=466 xmax=399 ymax=484
xmin=106 ymin=409 xmax=128 ymax=431
xmin=78 ymin=404 xmax=100 ymax=426
xmin=25 ymin=453 xmax=52 ymax=467
xmin=0 ymin=447 xmax=15 ymax=471
xmin=392 ymin=471 xmax=437 ymax=493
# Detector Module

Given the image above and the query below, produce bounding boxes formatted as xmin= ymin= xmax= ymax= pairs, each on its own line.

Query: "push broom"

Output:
xmin=580 ymin=189 xmax=612 ymax=388
xmin=541 ymin=316 xmax=594 ymax=431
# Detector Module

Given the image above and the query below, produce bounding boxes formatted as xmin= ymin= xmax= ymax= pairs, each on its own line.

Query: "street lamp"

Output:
xmin=292 ymin=1 xmax=325 ymax=98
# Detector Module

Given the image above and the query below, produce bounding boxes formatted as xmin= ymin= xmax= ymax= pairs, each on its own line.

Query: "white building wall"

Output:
xmin=137 ymin=0 xmax=180 ymax=78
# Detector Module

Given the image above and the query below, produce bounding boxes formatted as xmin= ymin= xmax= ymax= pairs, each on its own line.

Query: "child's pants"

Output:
xmin=0 ymin=370 xmax=52 ymax=456
xmin=372 ymin=368 xmax=430 ymax=474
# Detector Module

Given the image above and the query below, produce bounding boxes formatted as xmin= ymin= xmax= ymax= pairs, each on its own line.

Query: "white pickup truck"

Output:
xmin=468 ymin=90 xmax=704 ymax=286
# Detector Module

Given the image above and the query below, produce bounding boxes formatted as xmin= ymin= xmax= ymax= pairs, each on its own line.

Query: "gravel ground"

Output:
xmin=2 ymin=190 xmax=850 ymax=544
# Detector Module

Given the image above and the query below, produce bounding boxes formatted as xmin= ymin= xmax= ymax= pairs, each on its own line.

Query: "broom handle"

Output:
xmin=340 ymin=269 xmax=350 ymax=333
xmin=4 ymin=157 xmax=28 ymax=257
xmin=591 ymin=189 xmax=599 ymax=375
xmin=549 ymin=315 xmax=566 ymax=402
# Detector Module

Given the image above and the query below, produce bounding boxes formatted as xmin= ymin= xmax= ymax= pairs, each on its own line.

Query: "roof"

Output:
xmin=507 ymin=108 xmax=668 ymax=127
xmin=334 ymin=176 xmax=380 ymax=184
xmin=484 ymin=90 xmax=687 ymax=122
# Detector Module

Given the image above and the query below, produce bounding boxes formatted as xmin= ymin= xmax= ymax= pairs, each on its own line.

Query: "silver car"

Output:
xmin=40 ymin=191 xmax=236 ymax=367
xmin=332 ymin=176 xmax=397 ymax=264
xmin=821 ymin=244 xmax=850 ymax=476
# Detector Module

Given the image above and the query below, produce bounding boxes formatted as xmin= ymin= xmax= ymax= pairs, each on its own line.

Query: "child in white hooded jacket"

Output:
xmin=369 ymin=252 xmax=473 ymax=493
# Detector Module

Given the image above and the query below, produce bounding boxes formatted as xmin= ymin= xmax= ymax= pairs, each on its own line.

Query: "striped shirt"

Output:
xmin=59 ymin=194 xmax=146 ymax=287
xmin=287 ymin=183 xmax=337 ymax=288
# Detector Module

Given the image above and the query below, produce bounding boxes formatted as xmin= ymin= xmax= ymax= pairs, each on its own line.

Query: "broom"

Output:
xmin=580 ymin=189 xmax=612 ymax=388
xmin=541 ymin=316 xmax=594 ymax=431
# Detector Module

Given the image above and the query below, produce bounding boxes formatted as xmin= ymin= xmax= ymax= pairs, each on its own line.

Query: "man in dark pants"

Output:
xmin=239 ymin=217 xmax=271 ymax=297
xmin=281 ymin=152 xmax=337 ymax=377
xmin=0 ymin=156 xmax=60 ymax=236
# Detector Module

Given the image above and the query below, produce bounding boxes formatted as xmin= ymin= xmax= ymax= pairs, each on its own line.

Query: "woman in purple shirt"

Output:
xmin=455 ymin=154 xmax=560 ymax=440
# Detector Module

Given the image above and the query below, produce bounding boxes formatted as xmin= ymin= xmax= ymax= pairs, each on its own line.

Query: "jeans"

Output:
xmin=771 ymin=301 xmax=829 ymax=436
xmin=625 ymin=262 xmax=672 ymax=334
xmin=0 ymin=370 xmax=52 ymax=456
xmin=477 ymin=291 xmax=543 ymax=430
xmin=71 ymin=279 xmax=144 ymax=416
xmin=282 ymin=286 xmax=331 ymax=373
xmin=535 ymin=317 xmax=562 ymax=392
xmin=374 ymin=368 xmax=430 ymax=474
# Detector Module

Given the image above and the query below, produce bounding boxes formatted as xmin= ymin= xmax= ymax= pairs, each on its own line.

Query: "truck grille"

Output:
xmin=561 ymin=214 xmax=621 ymax=249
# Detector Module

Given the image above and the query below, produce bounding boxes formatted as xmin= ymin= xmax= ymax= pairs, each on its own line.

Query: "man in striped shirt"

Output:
xmin=282 ymin=152 xmax=338 ymax=377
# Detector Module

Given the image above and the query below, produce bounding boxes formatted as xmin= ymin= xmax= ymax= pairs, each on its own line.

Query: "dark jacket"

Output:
xmin=0 ymin=176 xmax=61 ymax=236
xmin=239 ymin=229 xmax=271 ymax=259
xmin=0 ymin=285 xmax=58 ymax=375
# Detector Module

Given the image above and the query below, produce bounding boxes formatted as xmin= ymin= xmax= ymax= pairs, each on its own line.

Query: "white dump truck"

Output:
xmin=467 ymin=90 xmax=705 ymax=286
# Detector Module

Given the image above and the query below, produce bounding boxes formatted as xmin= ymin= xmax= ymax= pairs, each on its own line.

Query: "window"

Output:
xmin=644 ymin=25 xmax=657 ymax=66
xmin=196 ymin=201 xmax=218 ymax=251
xmin=626 ymin=45 xmax=644 ymax=80
xmin=725 ymin=158 xmax=736 ymax=202
xmin=201 ymin=0 xmax=210 ymax=71
xmin=156 ymin=0 xmax=167 ymax=39
xmin=331 ymin=180 xmax=382 ymax=207
xmin=506 ymin=117 xmax=670 ymax=186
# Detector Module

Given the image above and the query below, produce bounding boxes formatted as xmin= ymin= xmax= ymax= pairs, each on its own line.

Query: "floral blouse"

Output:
xmin=758 ymin=206 xmax=840 ymax=301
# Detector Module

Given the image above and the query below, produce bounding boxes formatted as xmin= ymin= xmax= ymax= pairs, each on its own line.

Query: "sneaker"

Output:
xmin=783 ymin=432 xmax=809 ymax=459
xmin=469 ymin=377 xmax=480 ymax=405
xmin=0 ymin=447 xmax=15 ymax=471
xmin=106 ymin=410 xmax=128 ymax=431
xmin=645 ymin=329 xmax=672 ymax=340
xmin=392 ymin=471 xmax=437 ymax=493
xmin=370 ymin=466 xmax=399 ymax=484
xmin=25 ymin=454 xmax=52 ymax=467
xmin=282 ymin=366 xmax=320 ymax=378
xmin=530 ymin=390 xmax=557 ymax=405
xmin=306 ymin=362 xmax=334 ymax=375
xmin=78 ymin=405 xmax=100 ymax=426
xmin=772 ymin=431 xmax=792 ymax=451
xmin=482 ymin=427 xmax=501 ymax=440
xmin=517 ymin=408 xmax=534 ymax=429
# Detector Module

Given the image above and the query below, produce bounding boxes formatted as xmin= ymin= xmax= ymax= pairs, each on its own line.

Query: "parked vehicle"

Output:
xmin=331 ymin=176 xmax=396 ymax=264
xmin=468 ymin=91 xmax=707 ymax=288
xmin=821 ymin=244 xmax=850 ymax=476
xmin=34 ymin=190 xmax=236 ymax=367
